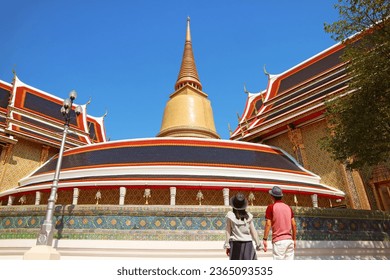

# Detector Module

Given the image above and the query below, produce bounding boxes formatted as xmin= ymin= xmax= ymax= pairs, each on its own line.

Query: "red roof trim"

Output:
xmin=267 ymin=43 xmax=345 ymax=101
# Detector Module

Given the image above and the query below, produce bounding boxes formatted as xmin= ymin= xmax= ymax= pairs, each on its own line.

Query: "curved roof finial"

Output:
xmin=243 ymin=83 xmax=261 ymax=96
xmin=12 ymin=66 xmax=17 ymax=84
xmin=243 ymin=83 xmax=249 ymax=95
xmin=102 ymin=109 xmax=108 ymax=119
xmin=85 ymin=97 xmax=92 ymax=107
xmin=263 ymin=64 xmax=270 ymax=79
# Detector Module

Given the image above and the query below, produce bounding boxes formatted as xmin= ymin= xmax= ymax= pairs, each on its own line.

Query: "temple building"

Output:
xmin=0 ymin=75 xmax=107 ymax=205
xmin=0 ymin=18 xmax=346 ymax=208
xmin=0 ymin=18 xmax=389 ymax=260
xmin=230 ymin=39 xmax=390 ymax=210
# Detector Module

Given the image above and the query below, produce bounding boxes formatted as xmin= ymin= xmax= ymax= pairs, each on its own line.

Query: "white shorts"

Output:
xmin=272 ymin=239 xmax=294 ymax=260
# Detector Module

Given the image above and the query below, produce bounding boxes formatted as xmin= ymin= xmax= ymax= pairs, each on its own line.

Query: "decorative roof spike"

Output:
xmin=12 ymin=67 xmax=17 ymax=84
xmin=85 ymin=97 xmax=92 ymax=107
xmin=243 ymin=83 xmax=249 ymax=95
xmin=102 ymin=110 xmax=108 ymax=119
xmin=263 ymin=64 xmax=271 ymax=79
xmin=243 ymin=83 xmax=262 ymax=96
xmin=175 ymin=17 xmax=202 ymax=91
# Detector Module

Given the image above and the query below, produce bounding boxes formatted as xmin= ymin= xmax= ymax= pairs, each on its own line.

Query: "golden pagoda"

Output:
xmin=157 ymin=17 xmax=220 ymax=139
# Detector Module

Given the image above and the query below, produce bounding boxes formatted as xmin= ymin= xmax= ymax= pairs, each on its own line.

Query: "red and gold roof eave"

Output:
xmin=0 ymin=80 xmax=12 ymax=121
xmin=1 ymin=137 xmax=345 ymax=200
xmin=265 ymin=43 xmax=346 ymax=102
xmin=12 ymin=83 xmax=89 ymax=140
xmin=9 ymin=176 xmax=345 ymax=200
xmin=5 ymin=122 xmax=85 ymax=149
xmin=231 ymin=41 xmax=348 ymax=141
xmin=0 ymin=80 xmax=16 ymax=143
xmin=87 ymin=115 xmax=108 ymax=143
xmin=243 ymin=109 xmax=326 ymax=143
xmin=16 ymin=137 xmax=301 ymax=185
xmin=231 ymin=92 xmax=266 ymax=139
xmin=237 ymin=79 xmax=349 ymax=142
xmin=2 ymin=76 xmax=108 ymax=146
xmin=231 ymin=97 xmax=328 ymax=142
xmin=261 ymin=64 xmax=348 ymax=117
xmin=0 ymin=79 xmax=12 ymax=87
xmin=8 ymin=108 xmax=90 ymax=146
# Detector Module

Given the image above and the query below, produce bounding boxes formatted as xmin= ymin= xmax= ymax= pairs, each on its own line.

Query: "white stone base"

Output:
xmin=23 ymin=245 xmax=61 ymax=260
xmin=1 ymin=239 xmax=389 ymax=260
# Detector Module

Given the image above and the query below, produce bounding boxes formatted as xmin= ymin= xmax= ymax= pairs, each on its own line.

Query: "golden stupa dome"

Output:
xmin=158 ymin=17 xmax=219 ymax=139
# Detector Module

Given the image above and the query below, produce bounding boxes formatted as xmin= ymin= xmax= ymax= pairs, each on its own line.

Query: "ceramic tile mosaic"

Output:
xmin=0 ymin=205 xmax=389 ymax=241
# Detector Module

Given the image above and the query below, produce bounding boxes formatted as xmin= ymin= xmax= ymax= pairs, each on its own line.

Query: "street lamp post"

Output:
xmin=36 ymin=90 xmax=82 ymax=247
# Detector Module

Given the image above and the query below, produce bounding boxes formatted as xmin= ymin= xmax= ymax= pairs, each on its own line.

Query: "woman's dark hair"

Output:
xmin=233 ymin=208 xmax=249 ymax=221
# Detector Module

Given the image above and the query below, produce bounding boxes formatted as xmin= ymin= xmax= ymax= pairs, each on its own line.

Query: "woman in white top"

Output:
xmin=224 ymin=193 xmax=261 ymax=260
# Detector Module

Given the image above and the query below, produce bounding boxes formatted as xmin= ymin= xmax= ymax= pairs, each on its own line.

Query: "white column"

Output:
xmin=35 ymin=191 xmax=41 ymax=205
xmin=7 ymin=195 xmax=14 ymax=206
xmin=170 ymin=187 xmax=176 ymax=206
xmin=72 ymin=188 xmax=79 ymax=205
xmin=222 ymin=188 xmax=230 ymax=206
xmin=119 ymin=187 xmax=126 ymax=205
xmin=311 ymin=194 xmax=318 ymax=208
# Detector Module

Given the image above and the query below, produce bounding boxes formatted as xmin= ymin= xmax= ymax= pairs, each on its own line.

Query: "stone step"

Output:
xmin=0 ymin=239 xmax=389 ymax=260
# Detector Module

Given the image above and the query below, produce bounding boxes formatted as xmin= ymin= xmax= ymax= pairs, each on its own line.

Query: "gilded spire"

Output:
xmin=157 ymin=17 xmax=219 ymax=139
xmin=175 ymin=17 xmax=202 ymax=91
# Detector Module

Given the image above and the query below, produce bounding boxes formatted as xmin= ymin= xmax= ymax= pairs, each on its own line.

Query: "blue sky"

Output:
xmin=0 ymin=0 xmax=340 ymax=140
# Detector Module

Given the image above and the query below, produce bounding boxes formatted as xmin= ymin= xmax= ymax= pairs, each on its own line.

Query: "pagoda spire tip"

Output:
xmin=186 ymin=16 xmax=191 ymax=42
xmin=175 ymin=16 xmax=202 ymax=91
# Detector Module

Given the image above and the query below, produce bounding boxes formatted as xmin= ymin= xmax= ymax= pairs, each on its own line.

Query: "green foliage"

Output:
xmin=322 ymin=0 xmax=390 ymax=169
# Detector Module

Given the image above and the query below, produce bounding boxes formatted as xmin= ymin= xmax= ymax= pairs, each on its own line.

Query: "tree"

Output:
xmin=321 ymin=0 xmax=390 ymax=169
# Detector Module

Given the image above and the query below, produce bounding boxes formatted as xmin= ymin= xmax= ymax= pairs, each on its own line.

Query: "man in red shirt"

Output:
xmin=263 ymin=186 xmax=297 ymax=260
